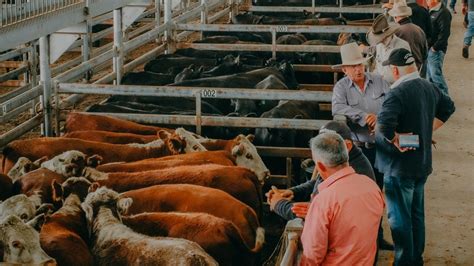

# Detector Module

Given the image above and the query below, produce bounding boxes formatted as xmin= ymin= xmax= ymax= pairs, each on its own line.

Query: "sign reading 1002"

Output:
xmin=201 ymin=89 xmax=217 ymax=98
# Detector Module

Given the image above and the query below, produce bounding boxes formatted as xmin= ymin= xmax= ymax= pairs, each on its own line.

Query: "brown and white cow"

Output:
xmin=122 ymin=184 xmax=264 ymax=249
xmin=124 ymin=212 xmax=263 ymax=265
xmin=0 ymin=194 xmax=37 ymax=222
xmin=0 ymin=173 xmax=12 ymax=200
xmin=12 ymin=168 xmax=67 ymax=207
xmin=96 ymin=150 xmax=235 ymax=172
xmin=63 ymin=130 xmax=160 ymax=144
xmin=1 ymin=136 xmax=184 ymax=174
xmin=197 ymin=134 xmax=270 ymax=182
xmin=0 ymin=214 xmax=56 ymax=265
xmin=40 ymin=177 xmax=95 ymax=266
xmin=81 ymin=187 xmax=218 ymax=266
xmin=87 ymin=164 xmax=262 ymax=215
xmin=65 ymin=112 xmax=173 ymax=135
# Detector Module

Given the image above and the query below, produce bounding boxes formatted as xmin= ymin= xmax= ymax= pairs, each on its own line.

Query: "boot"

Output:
xmin=463 ymin=45 xmax=469 ymax=59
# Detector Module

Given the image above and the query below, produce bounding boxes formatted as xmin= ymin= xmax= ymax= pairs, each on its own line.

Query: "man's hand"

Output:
xmin=291 ymin=202 xmax=310 ymax=219
xmin=266 ymin=186 xmax=294 ymax=210
xmin=431 ymin=47 xmax=437 ymax=52
xmin=462 ymin=4 xmax=468 ymax=15
xmin=366 ymin=113 xmax=377 ymax=129
xmin=390 ymin=132 xmax=417 ymax=153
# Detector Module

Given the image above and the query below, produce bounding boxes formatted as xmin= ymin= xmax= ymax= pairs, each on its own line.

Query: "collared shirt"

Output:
xmin=300 ymin=166 xmax=384 ymax=266
xmin=332 ymin=73 xmax=390 ymax=143
xmin=390 ymin=71 xmax=420 ymax=89
xmin=374 ymin=35 xmax=411 ymax=84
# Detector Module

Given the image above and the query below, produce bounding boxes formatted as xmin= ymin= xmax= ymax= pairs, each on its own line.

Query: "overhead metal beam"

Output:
xmin=174 ymin=23 xmax=370 ymax=33
xmin=178 ymin=42 xmax=341 ymax=53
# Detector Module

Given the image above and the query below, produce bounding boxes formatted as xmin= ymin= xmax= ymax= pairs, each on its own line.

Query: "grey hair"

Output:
xmin=310 ymin=132 xmax=349 ymax=167
xmin=396 ymin=63 xmax=417 ymax=75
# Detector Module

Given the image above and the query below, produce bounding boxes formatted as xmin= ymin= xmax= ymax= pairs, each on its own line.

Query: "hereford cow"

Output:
xmin=0 ymin=194 xmax=37 ymax=222
xmin=1 ymin=134 xmax=189 ymax=174
xmin=122 ymin=184 xmax=264 ymax=249
xmin=124 ymin=212 xmax=263 ymax=265
xmin=96 ymin=150 xmax=235 ymax=172
xmin=81 ymin=187 xmax=218 ymax=266
xmin=11 ymin=168 xmax=67 ymax=207
xmin=197 ymin=134 xmax=270 ymax=182
xmin=0 ymin=173 xmax=12 ymax=200
xmin=87 ymin=164 xmax=262 ymax=215
xmin=40 ymin=178 xmax=95 ymax=266
xmin=64 ymin=112 xmax=173 ymax=134
xmin=0 ymin=214 xmax=56 ymax=265
xmin=63 ymin=130 xmax=159 ymax=144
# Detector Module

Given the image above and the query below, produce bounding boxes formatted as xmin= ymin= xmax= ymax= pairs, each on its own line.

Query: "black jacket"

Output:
xmin=273 ymin=146 xmax=375 ymax=221
xmin=408 ymin=2 xmax=433 ymax=42
xmin=375 ymin=75 xmax=455 ymax=179
xmin=396 ymin=17 xmax=428 ymax=69
xmin=429 ymin=4 xmax=452 ymax=53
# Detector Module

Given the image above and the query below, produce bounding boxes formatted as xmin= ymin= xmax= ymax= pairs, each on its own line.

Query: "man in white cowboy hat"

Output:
xmin=388 ymin=0 xmax=429 ymax=77
xmin=362 ymin=14 xmax=411 ymax=84
xmin=331 ymin=42 xmax=393 ymax=251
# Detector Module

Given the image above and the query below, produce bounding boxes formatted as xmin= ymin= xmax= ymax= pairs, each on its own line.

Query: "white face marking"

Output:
xmin=174 ymin=128 xmax=207 ymax=153
xmin=127 ymin=139 xmax=164 ymax=148
xmin=8 ymin=157 xmax=34 ymax=181
xmin=232 ymin=135 xmax=270 ymax=183
xmin=40 ymin=150 xmax=88 ymax=177
xmin=0 ymin=195 xmax=36 ymax=222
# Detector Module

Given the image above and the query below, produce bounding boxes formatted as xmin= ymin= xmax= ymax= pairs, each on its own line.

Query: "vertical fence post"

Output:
xmin=195 ymin=92 xmax=202 ymax=135
xmin=200 ymin=0 xmax=207 ymax=40
xmin=155 ymin=0 xmax=161 ymax=43
xmin=164 ymin=0 xmax=174 ymax=53
xmin=82 ymin=21 xmax=92 ymax=81
xmin=271 ymin=28 xmax=276 ymax=60
xmin=29 ymin=42 xmax=38 ymax=115
xmin=286 ymin=157 xmax=292 ymax=188
xmin=39 ymin=35 xmax=53 ymax=136
xmin=113 ymin=8 xmax=124 ymax=84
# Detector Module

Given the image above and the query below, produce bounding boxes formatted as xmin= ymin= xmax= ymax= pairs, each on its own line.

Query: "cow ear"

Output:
xmin=245 ymin=113 xmax=257 ymax=118
xmin=33 ymin=156 xmax=48 ymax=167
xmin=89 ymin=182 xmax=100 ymax=193
xmin=51 ymin=179 xmax=63 ymax=204
xmin=36 ymin=204 xmax=54 ymax=216
xmin=197 ymin=66 xmax=205 ymax=73
xmin=232 ymin=143 xmax=245 ymax=156
xmin=117 ymin=197 xmax=133 ymax=215
xmin=158 ymin=130 xmax=171 ymax=140
xmin=169 ymin=138 xmax=184 ymax=154
xmin=81 ymin=202 xmax=94 ymax=225
xmin=293 ymin=114 xmax=303 ymax=119
xmin=27 ymin=214 xmax=46 ymax=232
xmin=87 ymin=155 xmax=103 ymax=168
xmin=246 ymin=134 xmax=255 ymax=142
xmin=234 ymin=55 xmax=241 ymax=65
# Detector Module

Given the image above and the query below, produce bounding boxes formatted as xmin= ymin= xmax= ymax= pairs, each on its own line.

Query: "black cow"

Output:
xmin=121 ymin=71 xmax=175 ymax=86
xmin=144 ymin=56 xmax=219 ymax=74
xmin=254 ymin=100 xmax=320 ymax=147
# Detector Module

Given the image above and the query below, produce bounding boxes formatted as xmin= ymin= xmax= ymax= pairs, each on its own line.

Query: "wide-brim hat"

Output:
xmin=388 ymin=0 xmax=413 ymax=17
xmin=332 ymin=42 xmax=372 ymax=69
xmin=366 ymin=14 xmax=400 ymax=45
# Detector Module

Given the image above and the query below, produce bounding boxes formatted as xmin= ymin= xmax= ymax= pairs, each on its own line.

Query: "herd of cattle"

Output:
xmin=0 ymin=112 xmax=276 ymax=265
xmin=84 ymin=11 xmax=372 ymax=147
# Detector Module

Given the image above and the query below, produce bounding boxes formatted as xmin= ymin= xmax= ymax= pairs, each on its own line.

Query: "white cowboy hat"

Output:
xmin=332 ymin=42 xmax=371 ymax=69
xmin=366 ymin=14 xmax=400 ymax=45
xmin=388 ymin=0 xmax=413 ymax=17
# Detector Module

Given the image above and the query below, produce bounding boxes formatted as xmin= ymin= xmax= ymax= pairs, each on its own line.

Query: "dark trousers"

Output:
xmin=384 ymin=175 xmax=427 ymax=266
xmin=360 ymin=146 xmax=385 ymax=241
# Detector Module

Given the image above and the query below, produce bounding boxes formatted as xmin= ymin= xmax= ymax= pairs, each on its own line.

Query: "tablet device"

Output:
xmin=399 ymin=134 xmax=419 ymax=148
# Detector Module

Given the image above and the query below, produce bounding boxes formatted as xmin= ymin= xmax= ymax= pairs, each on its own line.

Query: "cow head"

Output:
xmin=40 ymin=151 xmax=88 ymax=177
xmin=277 ymin=61 xmax=299 ymax=90
xmin=230 ymin=134 xmax=270 ymax=183
xmin=52 ymin=177 xmax=95 ymax=204
xmin=174 ymin=64 xmax=204 ymax=83
xmin=0 ymin=214 xmax=56 ymax=265
xmin=8 ymin=157 xmax=39 ymax=181
xmin=173 ymin=128 xmax=207 ymax=153
xmin=0 ymin=194 xmax=37 ymax=222
xmin=81 ymin=187 xmax=132 ymax=228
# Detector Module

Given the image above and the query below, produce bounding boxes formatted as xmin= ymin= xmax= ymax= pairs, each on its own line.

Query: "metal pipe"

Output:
xmin=0 ymin=85 xmax=43 ymax=113
xmin=164 ymin=0 xmax=172 ymax=53
xmin=82 ymin=18 xmax=92 ymax=81
xmin=178 ymin=43 xmax=341 ymax=53
xmin=39 ymin=35 xmax=52 ymax=136
xmin=155 ymin=0 xmax=161 ymax=42
xmin=113 ymin=8 xmax=123 ymax=84
xmin=0 ymin=84 xmax=33 ymax=103
xmin=174 ymin=23 xmax=370 ymax=33
xmin=248 ymin=5 xmax=383 ymax=13
xmin=0 ymin=114 xmax=43 ymax=148
xmin=0 ymin=65 xmax=28 ymax=83
xmin=57 ymin=83 xmax=333 ymax=102
xmin=195 ymin=92 xmax=202 ymax=135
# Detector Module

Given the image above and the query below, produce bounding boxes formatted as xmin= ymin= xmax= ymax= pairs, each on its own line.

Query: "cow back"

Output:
xmin=63 ymin=130 xmax=159 ymax=144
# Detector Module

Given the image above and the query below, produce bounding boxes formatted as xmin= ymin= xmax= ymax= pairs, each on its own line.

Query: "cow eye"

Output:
xmin=20 ymin=213 xmax=28 ymax=220
xmin=246 ymin=154 xmax=253 ymax=159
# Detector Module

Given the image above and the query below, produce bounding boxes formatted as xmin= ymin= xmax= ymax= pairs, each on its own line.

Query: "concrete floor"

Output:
xmin=377 ymin=8 xmax=474 ymax=266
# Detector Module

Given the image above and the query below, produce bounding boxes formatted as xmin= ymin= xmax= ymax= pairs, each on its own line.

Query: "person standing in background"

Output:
xmin=426 ymin=0 xmax=452 ymax=95
xmin=462 ymin=0 xmax=474 ymax=58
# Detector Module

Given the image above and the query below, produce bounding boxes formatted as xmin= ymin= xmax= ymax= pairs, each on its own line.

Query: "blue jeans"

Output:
xmin=464 ymin=12 xmax=474 ymax=46
xmin=384 ymin=175 xmax=428 ymax=266
xmin=427 ymin=49 xmax=449 ymax=95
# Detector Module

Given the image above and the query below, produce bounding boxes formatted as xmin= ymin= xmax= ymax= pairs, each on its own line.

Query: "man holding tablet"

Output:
xmin=375 ymin=48 xmax=455 ymax=265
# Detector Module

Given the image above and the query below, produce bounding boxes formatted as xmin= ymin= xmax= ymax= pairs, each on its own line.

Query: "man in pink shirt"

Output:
xmin=300 ymin=132 xmax=385 ymax=265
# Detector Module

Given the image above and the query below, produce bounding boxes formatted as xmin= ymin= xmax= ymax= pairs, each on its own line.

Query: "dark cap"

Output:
xmin=319 ymin=121 xmax=352 ymax=140
xmin=382 ymin=48 xmax=415 ymax=66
